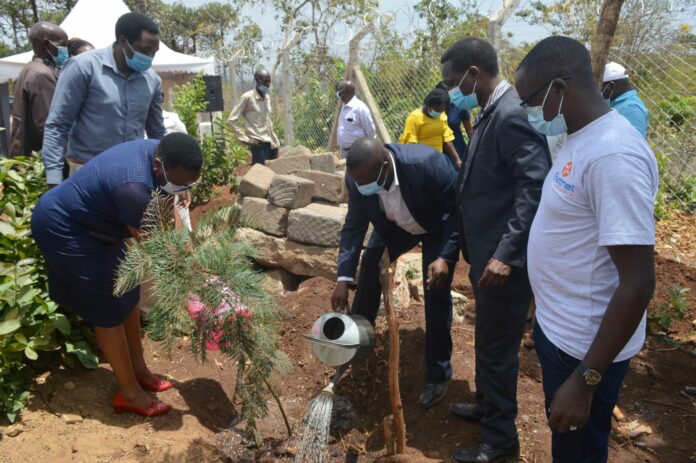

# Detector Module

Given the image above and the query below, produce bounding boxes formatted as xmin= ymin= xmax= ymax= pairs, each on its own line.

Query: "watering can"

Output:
xmin=303 ymin=312 xmax=375 ymax=367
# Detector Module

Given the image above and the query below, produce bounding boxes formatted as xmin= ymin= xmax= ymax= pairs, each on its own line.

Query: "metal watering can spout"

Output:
xmin=303 ymin=312 xmax=376 ymax=367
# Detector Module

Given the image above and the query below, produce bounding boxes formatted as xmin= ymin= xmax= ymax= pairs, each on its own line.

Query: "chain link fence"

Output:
xmin=221 ymin=35 xmax=696 ymax=233
xmin=610 ymin=43 xmax=696 ymax=217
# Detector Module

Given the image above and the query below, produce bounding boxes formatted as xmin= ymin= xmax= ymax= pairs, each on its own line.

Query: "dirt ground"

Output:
xmin=1 ymin=250 xmax=695 ymax=463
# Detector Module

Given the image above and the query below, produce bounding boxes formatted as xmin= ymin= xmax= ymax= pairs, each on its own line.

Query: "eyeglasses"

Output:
xmin=158 ymin=157 xmax=198 ymax=192
xmin=519 ymin=76 xmax=572 ymax=110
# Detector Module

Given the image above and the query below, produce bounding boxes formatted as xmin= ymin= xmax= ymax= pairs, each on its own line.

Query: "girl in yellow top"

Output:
xmin=399 ymin=89 xmax=461 ymax=168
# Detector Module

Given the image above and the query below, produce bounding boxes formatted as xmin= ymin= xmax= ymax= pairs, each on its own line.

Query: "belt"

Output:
xmin=65 ymin=155 xmax=87 ymax=165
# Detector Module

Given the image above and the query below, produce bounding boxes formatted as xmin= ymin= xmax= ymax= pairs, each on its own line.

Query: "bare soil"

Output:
xmin=2 ymin=253 xmax=695 ymax=462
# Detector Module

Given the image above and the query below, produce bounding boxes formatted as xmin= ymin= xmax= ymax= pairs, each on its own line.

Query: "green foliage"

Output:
xmin=649 ymin=284 xmax=692 ymax=332
xmin=115 ymin=200 xmax=290 ymax=445
xmin=0 ymin=155 xmax=97 ymax=423
xmin=171 ymin=77 xmax=245 ymax=204
xmin=172 ymin=75 xmax=207 ymax=138
xmin=194 ymin=117 xmax=248 ymax=205
xmin=658 ymin=94 xmax=696 ymax=129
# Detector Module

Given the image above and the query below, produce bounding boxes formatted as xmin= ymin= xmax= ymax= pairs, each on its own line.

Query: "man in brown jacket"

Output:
xmin=10 ymin=21 xmax=68 ymax=158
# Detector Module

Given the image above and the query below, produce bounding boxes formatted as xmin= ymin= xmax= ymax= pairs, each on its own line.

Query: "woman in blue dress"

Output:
xmin=32 ymin=133 xmax=202 ymax=416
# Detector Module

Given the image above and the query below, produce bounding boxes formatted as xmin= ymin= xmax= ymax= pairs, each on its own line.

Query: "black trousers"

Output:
xmin=469 ymin=263 xmax=532 ymax=449
xmin=351 ymin=231 xmax=455 ymax=384
xmin=250 ymin=142 xmax=278 ymax=165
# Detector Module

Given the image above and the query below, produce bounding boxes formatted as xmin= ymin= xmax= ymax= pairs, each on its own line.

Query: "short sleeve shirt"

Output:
xmin=39 ymin=139 xmax=160 ymax=242
xmin=527 ymin=111 xmax=658 ymax=362
xmin=399 ymin=109 xmax=455 ymax=153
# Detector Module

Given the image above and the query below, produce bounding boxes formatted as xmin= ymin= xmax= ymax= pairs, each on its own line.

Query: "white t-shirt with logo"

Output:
xmin=528 ymin=110 xmax=658 ymax=363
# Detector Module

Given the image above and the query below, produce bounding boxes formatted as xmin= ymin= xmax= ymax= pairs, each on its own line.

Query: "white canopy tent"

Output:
xmin=0 ymin=0 xmax=215 ymax=83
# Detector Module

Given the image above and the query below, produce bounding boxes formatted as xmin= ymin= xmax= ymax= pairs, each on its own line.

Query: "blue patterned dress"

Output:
xmin=31 ymin=139 xmax=160 ymax=327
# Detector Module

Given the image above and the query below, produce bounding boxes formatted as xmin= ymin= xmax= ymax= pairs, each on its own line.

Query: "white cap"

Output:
xmin=603 ymin=62 xmax=628 ymax=83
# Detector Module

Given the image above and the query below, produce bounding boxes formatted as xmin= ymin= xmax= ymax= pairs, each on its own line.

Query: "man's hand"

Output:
xmin=177 ymin=190 xmax=192 ymax=209
xmin=331 ymin=281 xmax=350 ymax=312
xmin=548 ymin=372 xmax=594 ymax=433
xmin=477 ymin=257 xmax=511 ymax=288
xmin=426 ymin=257 xmax=449 ymax=290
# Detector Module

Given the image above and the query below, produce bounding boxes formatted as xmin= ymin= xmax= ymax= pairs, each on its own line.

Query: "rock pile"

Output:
xmin=237 ymin=146 xmax=468 ymax=316
xmin=237 ymin=149 xmax=347 ymax=282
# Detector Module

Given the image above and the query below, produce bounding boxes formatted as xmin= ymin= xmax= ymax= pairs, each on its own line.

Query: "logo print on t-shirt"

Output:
xmin=562 ymin=161 xmax=573 ymax=178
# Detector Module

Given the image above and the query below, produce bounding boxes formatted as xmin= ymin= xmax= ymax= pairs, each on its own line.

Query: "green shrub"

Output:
xmin=193 ymin=117 xmax=248 ymax=205
xmin=0 ymin=155 xmax=97 ymax=423
xmin=172 ymin=74 xmax=207 ymax=137
xmin=657 ymin=94 xmax=696 ymax=129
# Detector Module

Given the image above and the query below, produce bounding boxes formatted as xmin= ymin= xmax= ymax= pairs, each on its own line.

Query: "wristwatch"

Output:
xmin=575 ymin=363 xmax=602 ymax=386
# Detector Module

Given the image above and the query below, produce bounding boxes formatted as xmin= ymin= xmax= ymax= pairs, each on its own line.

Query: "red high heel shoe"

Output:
xmin=113 ymin=391 xmax=172 ymax=417
xmin=138 ymin=375 xmax=173 ymax=392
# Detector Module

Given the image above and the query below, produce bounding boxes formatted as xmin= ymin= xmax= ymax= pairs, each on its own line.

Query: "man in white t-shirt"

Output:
xmin=515 ymin=36 xmax=657 ymax=462
xmin=336 ymin=81 xmax=376 ymax=159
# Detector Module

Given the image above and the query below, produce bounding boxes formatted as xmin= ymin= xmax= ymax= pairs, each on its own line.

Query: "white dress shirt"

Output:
xmin=337 ymin=153 xmax=426 ymax=283
xmin=377 ymin=152 xmax=427 ymax=236
xmin=337 ymin=96 xmax=376 ymax=149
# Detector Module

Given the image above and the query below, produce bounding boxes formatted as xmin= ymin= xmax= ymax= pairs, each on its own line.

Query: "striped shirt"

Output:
xmin=485 ymin=79 xmax=513 ymax=109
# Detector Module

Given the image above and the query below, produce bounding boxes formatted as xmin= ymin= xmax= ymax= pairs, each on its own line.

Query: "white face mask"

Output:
xmin=158 ymin=158 xmax=191 ymax=194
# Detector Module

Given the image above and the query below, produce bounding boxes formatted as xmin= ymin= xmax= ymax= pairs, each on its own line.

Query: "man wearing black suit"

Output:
xmin=331 ymin=137 xmax=459 ymax=408
xmin=440 ymin=38 xmax=551 ymax=463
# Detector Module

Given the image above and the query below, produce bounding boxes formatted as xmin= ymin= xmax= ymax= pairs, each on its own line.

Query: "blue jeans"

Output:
xmin=250 ymin=142 xmax=278 ymax=165
xmin=534 ymin=323 xmax=630 ymax=463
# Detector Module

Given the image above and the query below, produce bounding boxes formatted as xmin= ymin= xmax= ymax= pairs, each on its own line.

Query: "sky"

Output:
xmin=166 ymin=0 xmax=553 ymax=49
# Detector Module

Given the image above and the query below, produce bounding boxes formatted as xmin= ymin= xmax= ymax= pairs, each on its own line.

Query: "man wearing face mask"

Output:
xmin=9 ymin=22 xmax=68 ymax=158
xmin=42 ymin=12 xmax=165 ymax=186
xmin=229 ymin=69 xmax=280 ymax=165
xmin=32 ymin=133 xmax=202 ymax=418
xmin=516 ymin=36 xmax=657 ymax=463
xmin=336 ymin=80 xmax=376 ymax=159
xmin=602 ymin=61 xmax=649 ymax=137
xmin=331 ymin=137 xmax=459 ymax=409
xmin=440 ymin=37 xmax=551 ymax=463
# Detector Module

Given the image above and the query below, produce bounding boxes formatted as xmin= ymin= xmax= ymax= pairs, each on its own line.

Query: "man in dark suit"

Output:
xmin=330 ymin=137 xmax=459 ymax=408
xmin=440 ymin=38 xmax=551 ymax=463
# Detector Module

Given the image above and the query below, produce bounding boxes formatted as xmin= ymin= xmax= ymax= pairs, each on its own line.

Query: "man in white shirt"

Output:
xmin=516 ymin=36 xmax=657 ymax=463
xmin=331 ymin=137 xmax=459 ymax=409
xmin=336 ymin=81 xmax=376 ymax=158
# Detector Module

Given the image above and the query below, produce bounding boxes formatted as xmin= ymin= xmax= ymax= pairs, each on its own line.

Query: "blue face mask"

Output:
xmin=356 ymin=163 xmax=386 ymax=196
xmin=448 ymin=70 xmax=478 ymax=110
xmin=49 ymin=41 xmax=68 ymax=66
xmin=428 ymin=109 xmax=442 ymax=119
xmin=124 ymin=41 xmax=153 ymax=72
xmin=525 ymin=83 xmax=567 ymax=136
xmin=258 ymin=85 xmax=269 ymax=94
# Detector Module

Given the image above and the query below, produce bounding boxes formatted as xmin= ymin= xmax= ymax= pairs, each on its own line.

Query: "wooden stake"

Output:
xmin=379 ymin=250 xmax=406 ymax=454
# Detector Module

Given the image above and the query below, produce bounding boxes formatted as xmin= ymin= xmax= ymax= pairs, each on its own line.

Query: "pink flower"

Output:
xmin=186 ymin=284 xmax=252 ymax=350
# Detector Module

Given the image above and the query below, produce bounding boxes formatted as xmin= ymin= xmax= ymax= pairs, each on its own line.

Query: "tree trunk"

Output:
xmin=590 ymin=0 xmax=625 ymax=87
xmin=30 ymin=0 xmax=39 ymax=23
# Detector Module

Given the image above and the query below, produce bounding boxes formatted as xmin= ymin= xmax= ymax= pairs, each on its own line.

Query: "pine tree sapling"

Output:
xmin=115 ymin=197 xmax=291 ymax=444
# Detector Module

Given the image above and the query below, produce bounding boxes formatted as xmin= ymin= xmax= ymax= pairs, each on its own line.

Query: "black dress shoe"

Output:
xmin=419 ymin=380 xmax=450 ymax=409
xmin=449 ymin=402 xmax=484 ymax=423
xmin=452 ymin=442 xmax=520 ymax=463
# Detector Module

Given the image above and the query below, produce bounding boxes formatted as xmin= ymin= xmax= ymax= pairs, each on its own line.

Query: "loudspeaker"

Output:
xmin=202 ymin=75 xmax=224 ymax=112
